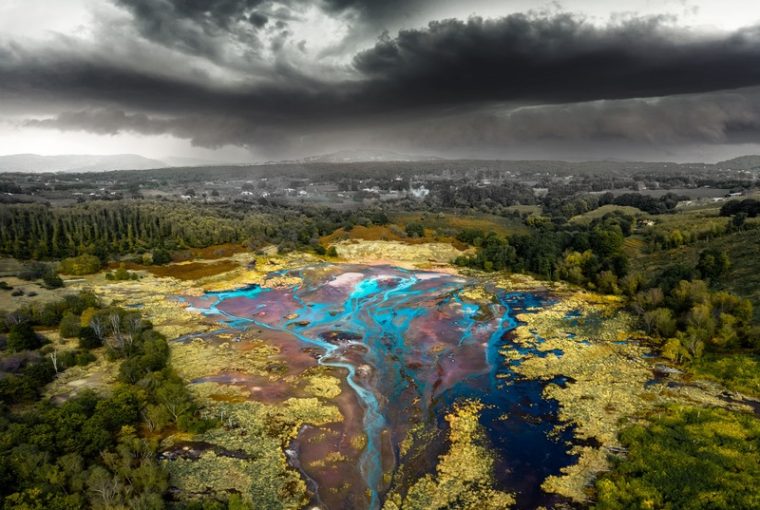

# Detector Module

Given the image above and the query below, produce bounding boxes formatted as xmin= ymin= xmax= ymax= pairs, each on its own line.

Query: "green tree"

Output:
xmin=405 ymin=222 xmax=425 ymax=238
xmin=59 ymin=312 xmax=81 ymax=338
xmin=696 ymin=248 xmax=730 ymax=282
xmin=59 ymin=255 xmax=102 ymax=275
xmin=151 ymin=249 xmax=172 ymax=265
xmin=7 ymin=322 xmax=42 ymax=352
xmin=595 ymin=406 xmax=760 ymax=510
xmin=42 ymin=271 xmax=64 ymax=289
xmin=643 ymin=308 xmax=677 ymax=338
xmin=78 ymin=326 xmax=103 ymax=349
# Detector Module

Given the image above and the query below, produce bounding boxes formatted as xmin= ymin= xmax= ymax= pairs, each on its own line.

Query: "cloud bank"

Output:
xmin=3 ymin=1 xmax=760 ymax=160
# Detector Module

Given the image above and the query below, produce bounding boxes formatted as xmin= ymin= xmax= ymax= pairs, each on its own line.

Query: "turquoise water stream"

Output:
xmin=182 ymin=264 xmax=576 ymax=509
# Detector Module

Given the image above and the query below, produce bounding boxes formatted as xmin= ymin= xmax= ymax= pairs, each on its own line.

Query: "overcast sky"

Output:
xmin=2 ymin=0 xmax=760 ymax=163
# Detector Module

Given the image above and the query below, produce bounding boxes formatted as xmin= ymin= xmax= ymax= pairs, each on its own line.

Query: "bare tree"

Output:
xmin=87 ymin=466 xmax=121 ymax=507
xmin=109 ymin=312 xmax=123 ymax=351
xmin=49 ymin=348 xmax=59 ymax=375
xmin=90 ymin=316 xmax=106 ymax=340
xmin=124 ymin=315 xmax=142 ymax=351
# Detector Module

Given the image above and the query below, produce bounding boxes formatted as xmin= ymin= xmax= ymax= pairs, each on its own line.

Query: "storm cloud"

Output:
xmin=4 ymin=1 xmax=760 ymax=160
xmin=354 ymin=15 xmax=760 ymax=106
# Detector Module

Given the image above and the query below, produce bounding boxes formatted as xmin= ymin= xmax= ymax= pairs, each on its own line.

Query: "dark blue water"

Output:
xmin=437 ymin=291 xmax=577 ymax=508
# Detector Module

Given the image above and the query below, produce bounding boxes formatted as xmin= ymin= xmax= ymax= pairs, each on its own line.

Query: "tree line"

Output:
xmin=0 ymin=290 xmax=217 ymax=509
xmin=0 ymin=201 xmax=391 ymax=261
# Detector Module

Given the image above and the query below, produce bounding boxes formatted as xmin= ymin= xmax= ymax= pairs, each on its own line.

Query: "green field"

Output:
xmin=569 ymin=204 xmax=645 ymax=224
xmin=390 ymin=211 xmax=531 ymax=237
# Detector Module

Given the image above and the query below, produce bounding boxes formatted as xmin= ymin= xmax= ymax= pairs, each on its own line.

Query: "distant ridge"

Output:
xmin=293 ymin=149 xmax=443 ymax=164
xmin=716 ymin=155 xmax=760 ymax=170
xmin=0 ymin=153 xmax=168 ymax=173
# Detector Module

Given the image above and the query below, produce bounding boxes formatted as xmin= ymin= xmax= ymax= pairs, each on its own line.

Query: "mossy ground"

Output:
xmin=25 ymin=241 xmax=757 ymax=508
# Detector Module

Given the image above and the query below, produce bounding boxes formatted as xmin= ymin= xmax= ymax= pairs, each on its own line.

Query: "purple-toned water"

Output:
xmin=181 ymin=264 xmax=576 ymax=509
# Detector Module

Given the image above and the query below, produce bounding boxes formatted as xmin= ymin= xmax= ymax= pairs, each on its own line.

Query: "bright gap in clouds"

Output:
xmin=0 ymin=0 xmax=95 ymax=42
xmin=0 ymin=122 xmax=253 ymax=164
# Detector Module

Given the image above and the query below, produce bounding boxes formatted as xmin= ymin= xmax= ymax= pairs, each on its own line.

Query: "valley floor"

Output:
xmin=25 ymin=240 xmax=759 ymax=510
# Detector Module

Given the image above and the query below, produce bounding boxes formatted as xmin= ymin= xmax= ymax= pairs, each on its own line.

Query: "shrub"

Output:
xmin=59 ymin=312 xmax=81 ymax=338
xmin=59 ymin=254 xmax=102 ymax=275
xmin=18 ymin=262 xmax=51 ymax=281
xmin=7 ymin=322 xmax=42 ymax=352
xmin=151 ymin=249 xmax=172 ymax=265
xmin=76 ymin=350 xmax=97 ymax=366
xmin=696 ymin=248 xmax=730 ymax=281
xmin=405 ymin=222 xmax=425 ymax=238
xmin=78 ymin=326 xmax=103 ymax=349
xmin=42 ymin=271 xmax=64 ymax=289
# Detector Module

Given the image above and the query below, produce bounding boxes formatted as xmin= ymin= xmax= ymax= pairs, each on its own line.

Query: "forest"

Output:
xmin=0 ymin=289 xmax=215 ymax=508
xmin=0 ymin=202 xmax=373 ymax=260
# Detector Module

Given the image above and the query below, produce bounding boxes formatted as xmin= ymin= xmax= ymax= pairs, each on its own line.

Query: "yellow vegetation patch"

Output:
xmin=458 ymin=285 xmax=492 ymax=303
xmin=333 ymin=240 xmax=470 ymax=265
xmin=170 ymin=337 xmax=281 ymax=381
xmin=166 ymin=396 xmax=341 ymax=506
xmin=302 ymin=372 xmax=343 ymax=400
xmin=383 ymin=401 xmax=515 ymax=510
xmin=350 ymin=432 xmax=367 ymax=452
xmin=308 ymin=451 xmax=348 ymax=469
xmin=189 ymin=381 xmax=251 ymax=402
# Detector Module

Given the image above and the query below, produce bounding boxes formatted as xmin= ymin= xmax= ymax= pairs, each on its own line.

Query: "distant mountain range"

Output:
xmin=1 ymin=151 xmax=759 ymax=173
xmin=0 ymin=154 xmax=168 ymax=173
xmin=295 ymin=149 xmax=444 ymax=164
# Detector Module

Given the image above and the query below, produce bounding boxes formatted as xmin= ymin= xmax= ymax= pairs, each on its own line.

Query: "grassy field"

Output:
xmin=569 ymin=204 xmax=645 ymax=224
xmin=320 ymin=224 xmax=461 ymax=247
xmin=0 ymin=258 xmax=24 ymax=278
xmin=0 ymin=276 xmax=69 ymax=311
xmin=390 ymin=211 xmax=531 ymax=237
xmin=321 ymin=212 xmax=529 ymax=249
xmin=172 ymin=243 xmax=248 ymax=262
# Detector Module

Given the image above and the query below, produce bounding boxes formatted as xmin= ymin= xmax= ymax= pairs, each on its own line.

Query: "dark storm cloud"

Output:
xmin=386 ymin=90 xmax=760 ymax=150
xmin=354 ymin=14 xmax=760 ymax=107
xmin=7 ymin=10 xmax=760 ymax=154
xmin=114 ymin=0 xmax=270 ymax=62
xmin=21 ymin=88 xmax=760 ymax=160
xmin=249 ymin=12 xmax=269 ymax=28
xmin=0 ymin=43 xmax=342 ymax=120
